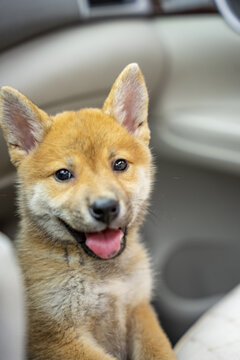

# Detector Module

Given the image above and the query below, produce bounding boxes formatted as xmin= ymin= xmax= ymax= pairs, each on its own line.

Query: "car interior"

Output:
xmin=0 ymin=0 xmax=240 ymax=357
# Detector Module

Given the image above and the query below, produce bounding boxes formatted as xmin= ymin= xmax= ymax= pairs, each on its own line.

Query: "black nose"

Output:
xmin=89 ymin=198 xmax=119 ymax=224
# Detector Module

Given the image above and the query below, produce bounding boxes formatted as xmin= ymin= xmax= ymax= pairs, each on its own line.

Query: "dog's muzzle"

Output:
xmin=59 ymin=218 xmax=127 ymax=260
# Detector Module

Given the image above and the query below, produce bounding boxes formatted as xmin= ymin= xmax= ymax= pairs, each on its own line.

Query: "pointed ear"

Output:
xmin=103 ymin=63 xmax=150 ymax=144
xmin=0 ymin=86 xmax=52 ymax=166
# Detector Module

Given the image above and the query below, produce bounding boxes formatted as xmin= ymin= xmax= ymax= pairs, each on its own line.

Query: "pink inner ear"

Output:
xmin=14 ymin=112 xmax=36 ymax=151
xmin=121 ymin=94 xmax=138 ymax=133
xmin=4 ymin=96 xmax=38 ymax=152
xmin=114 ymin=74 xmax=146 ymax=135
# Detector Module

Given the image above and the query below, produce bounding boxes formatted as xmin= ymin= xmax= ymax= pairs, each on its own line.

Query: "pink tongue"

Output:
xmin=85 ymin=228 xmax=124 ymax=259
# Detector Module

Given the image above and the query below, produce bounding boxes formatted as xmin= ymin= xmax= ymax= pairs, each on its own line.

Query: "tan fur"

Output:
xmin=0 ymin=64 xmax=176 ymax=360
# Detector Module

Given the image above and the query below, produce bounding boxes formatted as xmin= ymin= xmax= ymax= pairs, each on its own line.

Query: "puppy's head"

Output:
xmin=0 ymin=64 xmax=153 ymax=260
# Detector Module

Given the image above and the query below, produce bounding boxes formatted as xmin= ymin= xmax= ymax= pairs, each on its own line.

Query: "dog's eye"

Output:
xmin=112 ymin=159 xmax=128 ymax=172
xmin=54 ymin=169 xmax=73 ymax=182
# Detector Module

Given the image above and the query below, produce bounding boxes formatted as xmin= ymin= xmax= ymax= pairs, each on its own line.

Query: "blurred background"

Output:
xmin=0 ymin=0 xmax=240 ymax=346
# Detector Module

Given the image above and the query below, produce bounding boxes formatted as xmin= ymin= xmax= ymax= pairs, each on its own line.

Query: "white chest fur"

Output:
xmin=39 ymin=260 xmax=152 ymax=324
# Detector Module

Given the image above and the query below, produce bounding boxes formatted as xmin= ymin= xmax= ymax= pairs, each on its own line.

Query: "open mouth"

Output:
xmin=59 ymin=219 xmax=127 ymax=260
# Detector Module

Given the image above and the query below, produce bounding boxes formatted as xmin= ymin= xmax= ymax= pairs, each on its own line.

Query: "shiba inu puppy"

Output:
xmin=0 ymin=64 xmax=176 ymax=360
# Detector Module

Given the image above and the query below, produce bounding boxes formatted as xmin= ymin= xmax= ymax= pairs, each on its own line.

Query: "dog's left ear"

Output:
xmin=0 ymin=86 xmax=52 ymax=167
xmin=103 ymin=63 xmax=150 ymax=144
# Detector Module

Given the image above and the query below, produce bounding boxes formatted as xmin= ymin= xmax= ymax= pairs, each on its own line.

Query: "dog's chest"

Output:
xmin=52 ymin=271 xmax=123 ymax=318
xmin=27 ymin=247 xmax=151 ymax=359
xmin=43 ymin=268 xmax=133 ymax=359
xmin=42 ymin=252 xmax=150 ymax=321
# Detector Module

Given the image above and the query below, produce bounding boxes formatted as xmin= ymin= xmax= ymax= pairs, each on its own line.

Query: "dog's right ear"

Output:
xmin=103 ymin=63 xmax=150 ymax=144
xmin=0 ymin=86 xmax=52 ymax=167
